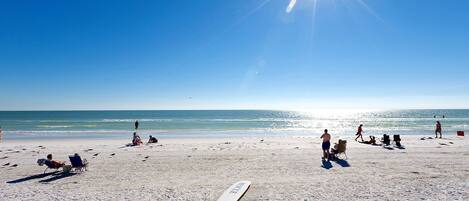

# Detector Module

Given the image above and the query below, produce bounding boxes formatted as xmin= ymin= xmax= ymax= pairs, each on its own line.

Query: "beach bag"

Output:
xmin=63 ymin=165 xmax=72 ymax=173
xmin=457 ymin=131 xmax=464 ymax=136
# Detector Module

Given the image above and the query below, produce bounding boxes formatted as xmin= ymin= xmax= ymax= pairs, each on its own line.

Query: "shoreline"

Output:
xmin=2 ymin=128 xmax=462 ymax=142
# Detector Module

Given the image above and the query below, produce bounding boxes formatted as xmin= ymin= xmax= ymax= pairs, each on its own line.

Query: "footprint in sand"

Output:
xmin=93 ymin=153 xmax=99 ymax=156
xmin=144 ymin=156 xmax=149 ymax=159
xmin=10 ymin=164 xmax=18 ymax=167
xmin=110 ymin=153 xmax=115 ymax=156
xmin=3 ymin=162 xmax=10 ymax=166
xmin=142 ymin=160 xmax=146 ymax=162
xmin=439 ymin=143 xmax=448 ymax=146
xmin=449 ymin=142 xmax=454 ymax=144
xmin=0 ymin=156 xmax=8 ymax=160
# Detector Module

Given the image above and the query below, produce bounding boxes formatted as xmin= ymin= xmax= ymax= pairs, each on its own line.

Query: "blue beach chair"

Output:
xmin=69 ymin=154 xmax=88 ymax=172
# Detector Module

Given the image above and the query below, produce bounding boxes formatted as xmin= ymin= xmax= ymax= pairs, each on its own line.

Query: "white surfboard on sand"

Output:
xmin=217 ymin=180 xmax=251 ymax=201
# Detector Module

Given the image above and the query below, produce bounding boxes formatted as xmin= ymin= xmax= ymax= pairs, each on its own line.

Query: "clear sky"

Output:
xmin=1 ymin=0 xmax=468 ymax=111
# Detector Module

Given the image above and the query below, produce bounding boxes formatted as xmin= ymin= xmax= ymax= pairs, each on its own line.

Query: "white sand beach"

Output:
xmin=1 ymin=135 xmax=468 ymax=201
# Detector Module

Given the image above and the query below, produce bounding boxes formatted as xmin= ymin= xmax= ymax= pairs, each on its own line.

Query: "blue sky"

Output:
xmin=1 ymin=0 xmax=468 ymax=110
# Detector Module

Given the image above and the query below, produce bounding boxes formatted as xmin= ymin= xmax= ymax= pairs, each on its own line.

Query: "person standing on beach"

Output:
xmin=320 ymin=129 xmax=331 ymax=161
xmin=435 ymin=121 xmax=442 ymax=139
xmin=135 ymin=120 xmax=139 ymax=130
xmin=355 ymin=124 xmax=364 ymax=142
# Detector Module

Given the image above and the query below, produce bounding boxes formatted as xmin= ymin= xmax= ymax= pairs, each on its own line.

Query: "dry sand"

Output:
xmin=0 ymin=135 xmax=468 ymax=200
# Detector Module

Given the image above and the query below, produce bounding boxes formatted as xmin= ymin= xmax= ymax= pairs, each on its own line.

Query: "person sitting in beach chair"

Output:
xmin=69 ymin=153 xmax=88 ymax=172
xmin=362 ymin=136 xmax=377 ymax=145
xmin=148 ymin=135 xmax=158 ymax=143
xmin=381 ymin=134 xmax=390 ymax=146
xmin=37 ymin=154 xmax=65 ymax=173
xmin=132 ymin=132 xmax=143 ymax=146
xmin=393 ymin=135 xmax=402 ymax=148
xmin=330 ymin=139 xmax=347 ymax=160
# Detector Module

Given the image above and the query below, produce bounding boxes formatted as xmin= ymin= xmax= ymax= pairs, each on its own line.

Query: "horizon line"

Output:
xmin=1 ymin=108 xmax=468 ymax=112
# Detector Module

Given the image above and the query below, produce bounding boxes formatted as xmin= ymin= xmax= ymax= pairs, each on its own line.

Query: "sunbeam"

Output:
xmin=354 ymin=0 xmax=385 ymax=23
xmin=311 ymin=0 xmax=318 ymax=37
xmin=286 ymin=0 xmax=297 ymax=13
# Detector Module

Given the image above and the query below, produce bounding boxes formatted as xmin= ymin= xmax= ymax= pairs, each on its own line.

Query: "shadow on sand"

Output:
xmin=321 ymin=160 xmax=333 ymax=169
xmin=39 ymin=172 xmax=76 ymax=183
xmin=333 ymin=159 xmax=351 ymax=167
xmin=7 ymin=171 xmax=59 ymax=184
xmin=7 ymin=171 xmax=77 ymax=184
xmin=383 ymin=146 xmax=394 ymax=150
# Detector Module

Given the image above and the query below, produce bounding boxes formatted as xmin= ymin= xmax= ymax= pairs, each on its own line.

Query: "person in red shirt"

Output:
xmin=46 ymin=154 xmax=65 ymax=169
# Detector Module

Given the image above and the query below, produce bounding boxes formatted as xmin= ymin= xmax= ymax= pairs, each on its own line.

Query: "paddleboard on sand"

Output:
xmin=217 ymin=180 xmax=251 ymax=201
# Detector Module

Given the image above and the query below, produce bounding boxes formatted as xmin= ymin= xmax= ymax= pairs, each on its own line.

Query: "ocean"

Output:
xmin=0 ymin=110 xmax=467 ymax=140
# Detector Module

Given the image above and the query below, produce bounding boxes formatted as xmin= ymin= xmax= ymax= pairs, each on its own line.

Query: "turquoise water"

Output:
xmin=0 ymin=110 xmax=468 ymax=140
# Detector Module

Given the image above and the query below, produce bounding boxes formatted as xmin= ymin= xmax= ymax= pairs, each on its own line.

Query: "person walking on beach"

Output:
xmin=435 ymin=121 xmax=442 ymax=139
xmin=135 ymin=120 xmax=139 ymax=130
xmin=320 ymin=129 xmax=331 ymax=161
xmin=355 ymin=124 xmax=364 ymax=142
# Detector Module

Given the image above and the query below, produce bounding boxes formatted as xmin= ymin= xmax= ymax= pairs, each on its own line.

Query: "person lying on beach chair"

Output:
xmin=148 ymin=135 xmax=158 ymax=143
xmin=361 ymin=136 xmax=377 ymax=145
xmin=330 ymin=139 xmax=347 ymax=160
xmin=37 ymin=154 xmax=65 ymax=173
xmin=132 ymin=132 xmax=143 ymax=146
xmin=69 ymin=153 xmax=88 ymax=172
xmin=381 ymin=134 xmax=391 ymax=146
xmin=393 ymin=135 xmax=402 ymax=148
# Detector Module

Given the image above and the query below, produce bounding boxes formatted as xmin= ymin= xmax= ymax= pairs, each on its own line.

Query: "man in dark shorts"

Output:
xmin=320 ymin=129 xmax=331 ymax=161
xmin=135 ymin=120 xmax=139 ymax=130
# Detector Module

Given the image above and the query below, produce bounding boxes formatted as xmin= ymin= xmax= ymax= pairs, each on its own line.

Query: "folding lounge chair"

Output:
xmin=37 ymin=159 xmax=62 ymax=174
xmin=69 ymin=154 xmax=88 ymax=172
xmin=393 ymin=135 xmax=402 ymax=147
xmin=381 ymin=134 xmax=391 ymax=146
xmin=332 ymin=140 xmax=347 ymax=160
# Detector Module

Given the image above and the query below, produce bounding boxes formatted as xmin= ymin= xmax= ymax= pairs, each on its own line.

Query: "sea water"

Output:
xmin=0 ymin=110 xmax=467 ymax=140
